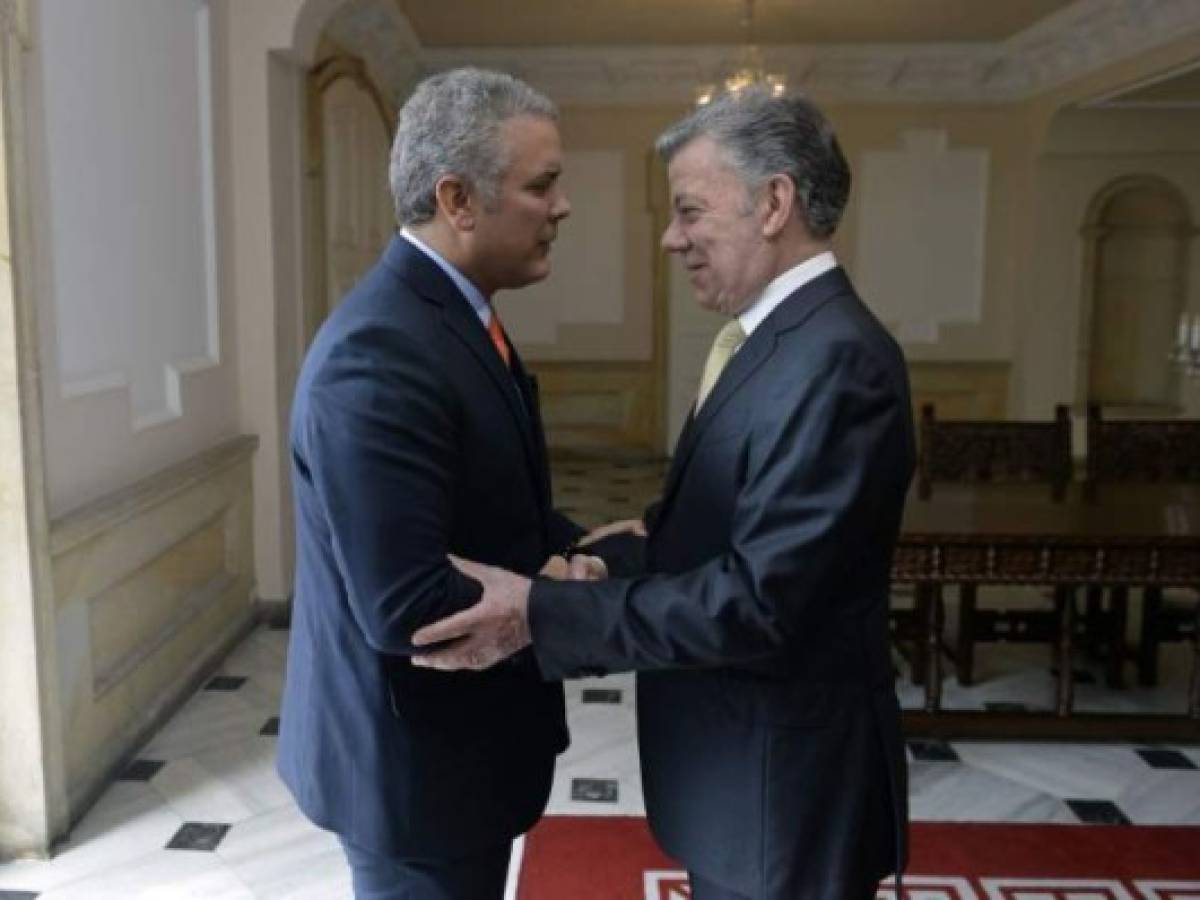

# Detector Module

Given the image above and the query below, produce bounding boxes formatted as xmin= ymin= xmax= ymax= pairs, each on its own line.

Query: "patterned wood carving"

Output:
xmin=918 ymin=403 xmax=1072 ymax=500
xmin=1160 ymin=548 xmax=1200 ymax=581
xmin=1086 ymin=404 xmax=1200 ymax=488
xmin=893 ymin=537 xmax=1200 ymax=586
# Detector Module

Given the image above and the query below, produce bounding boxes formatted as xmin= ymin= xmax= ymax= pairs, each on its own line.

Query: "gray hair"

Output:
xmin=655 ymin=88 xmax=850 ymax=239
xmin=389 ymin=68 xmax=558 ymax=225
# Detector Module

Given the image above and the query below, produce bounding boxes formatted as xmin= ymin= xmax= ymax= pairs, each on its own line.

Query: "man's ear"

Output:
xmin=760 ymin=174 xmax=796 ymax=239
xmin=434 ymin=175 xmax=475 ymax=231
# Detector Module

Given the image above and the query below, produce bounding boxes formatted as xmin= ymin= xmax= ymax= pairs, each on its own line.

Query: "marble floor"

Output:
xmin=1 ymin=456 xmax=1197 ymax=898
xmin=1 ymin=627 xmax=1197 ymax=899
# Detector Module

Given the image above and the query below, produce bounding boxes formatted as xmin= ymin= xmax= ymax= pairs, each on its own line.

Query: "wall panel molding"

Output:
xmin=908 ymin=361 xmax=1011 ymax=420
xmin=40 ymin=0 xmax=220 ymax=432
xmin=529 ymin=361 xmax=659 ymax=452
xmin=49 ymin=435 xmax=257 ymax=813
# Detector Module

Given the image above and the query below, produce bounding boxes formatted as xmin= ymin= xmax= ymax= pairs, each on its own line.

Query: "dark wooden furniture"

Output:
xmin=918 ymin=403 xmax=1072 ymax=501
xmin=1085 ymin=405 xmax=1200 ymax=687
xmin=915 ymin=404 xmax=1073 ymax=686
xmin=894 ymin=482 xmax=1200 ymax=741
xmin=1084 ymin=404 xmax=1200 ymax=492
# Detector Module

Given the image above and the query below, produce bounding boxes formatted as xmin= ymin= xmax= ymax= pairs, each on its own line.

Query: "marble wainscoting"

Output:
xmin=50 ymin=435 xmax=259 ymax=826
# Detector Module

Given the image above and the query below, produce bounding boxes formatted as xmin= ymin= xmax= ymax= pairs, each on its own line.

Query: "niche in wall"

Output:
xmin=1080 ymin=176 xmax=1193 ymax=410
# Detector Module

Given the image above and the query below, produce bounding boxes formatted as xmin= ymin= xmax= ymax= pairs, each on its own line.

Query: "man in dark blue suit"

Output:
xmin=412 ymin=89 xmax=914 ymax=899
xmin=277 ymin=68 xmax=592 ymax=899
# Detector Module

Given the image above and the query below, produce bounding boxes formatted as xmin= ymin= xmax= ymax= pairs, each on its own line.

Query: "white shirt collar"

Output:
xmin=400 ymin=227 xmax=492 ymax=326
xmin=737 ymin=251 xmax=838 ymax=337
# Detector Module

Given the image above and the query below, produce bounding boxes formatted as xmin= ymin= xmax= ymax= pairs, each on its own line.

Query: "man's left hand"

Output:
xmin=411 ymin=555 xmax=533 ymax=670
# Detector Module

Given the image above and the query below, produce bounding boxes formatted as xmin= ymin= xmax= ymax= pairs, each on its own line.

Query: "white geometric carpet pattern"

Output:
xmin=640 ymin=875 xmax=1200 ymax=900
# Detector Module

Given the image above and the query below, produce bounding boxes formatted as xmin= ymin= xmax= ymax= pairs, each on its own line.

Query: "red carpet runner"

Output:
xmin=517 ymin=816 xmax=1200 ymax=899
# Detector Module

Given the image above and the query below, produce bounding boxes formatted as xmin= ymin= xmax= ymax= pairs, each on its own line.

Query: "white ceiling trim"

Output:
xmin=1083 ymin=56 xmax=1200 ymax=107
xmin=385 ymin=0 xmax=1200 ymax=105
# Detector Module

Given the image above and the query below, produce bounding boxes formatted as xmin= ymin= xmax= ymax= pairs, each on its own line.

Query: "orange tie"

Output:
xmin=487 ymin=312 xmax=511 ymax=368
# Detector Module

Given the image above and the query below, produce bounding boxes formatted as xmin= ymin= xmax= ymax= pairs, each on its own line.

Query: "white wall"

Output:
xmin=855 ymin=129 xmax=989 ymax=343
xmin=505 ymin=150 xmax=631 ymax=346
xmin=29 ymin=0 xmax=240 ymax=516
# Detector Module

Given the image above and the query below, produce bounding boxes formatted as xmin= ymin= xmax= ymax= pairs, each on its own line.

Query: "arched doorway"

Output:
xmin=1079 ymin=176 xmax=1193 ymax=410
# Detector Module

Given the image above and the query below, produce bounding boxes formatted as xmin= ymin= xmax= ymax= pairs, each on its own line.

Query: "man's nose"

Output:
xmin=661 ymin=219 xmax=686 ymax=253
xmin=552 ymin=192 xmax=570 ymax=221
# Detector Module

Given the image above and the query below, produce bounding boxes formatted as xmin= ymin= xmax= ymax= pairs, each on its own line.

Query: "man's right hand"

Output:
xmin=566 ymin=554 xmax=606 ymax=581
xmin=578 ymin=518 xmax=646 ymax=547
xmin=540 ymin=553 xmax=607 ymax=581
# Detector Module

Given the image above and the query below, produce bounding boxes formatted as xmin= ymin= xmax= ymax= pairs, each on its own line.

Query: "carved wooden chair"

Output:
xmin=1084 ymin=404 xmax=1200 ymax=686
xmin=914 ymin=403 xmax=1073 ymax=686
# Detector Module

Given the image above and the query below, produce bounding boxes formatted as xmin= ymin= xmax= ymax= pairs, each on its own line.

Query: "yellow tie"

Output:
xmin=696 ymin=319 xmax=746 ymax=409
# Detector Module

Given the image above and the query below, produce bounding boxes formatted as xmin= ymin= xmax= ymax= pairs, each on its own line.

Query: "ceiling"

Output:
xmin=393 ymin=0 xmax=1076 ymax=48
xmin=327 ymin=1 xmax=1200 ymax=106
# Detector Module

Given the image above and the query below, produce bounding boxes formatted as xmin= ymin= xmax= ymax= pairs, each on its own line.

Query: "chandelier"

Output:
xmin=1171 ymin=312 xmax=1200 ymax=377
xmin=695 ymin=0 xmax=786 ymax=106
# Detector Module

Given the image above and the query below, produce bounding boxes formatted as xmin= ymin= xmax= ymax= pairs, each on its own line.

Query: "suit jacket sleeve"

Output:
xmin=299 ymin=327 xmax=479 ymax=655
xmin=528 ymin=341 xmax=906 ymax=678
xmin=583 ymin=531 xmax=647 ymax=578
xmin=547 ymin=509 xmax=585 ymax=556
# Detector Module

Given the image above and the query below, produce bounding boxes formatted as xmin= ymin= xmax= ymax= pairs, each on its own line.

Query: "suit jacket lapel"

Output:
xmin=658 ymin=333 xmax=773 ymax=512
xmin=382 ymin=236 xmax=541 ymax=482
xmin=657 ymin=267 xmax=852 ymax=518
xmin=510 ymin=351 xmax=552 ymax=513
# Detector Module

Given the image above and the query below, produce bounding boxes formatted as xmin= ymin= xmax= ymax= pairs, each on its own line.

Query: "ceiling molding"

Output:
xmin=325 ymin=0 xmax=423 ymax=103
xmin=342 ymin=0 xmax=1200 ymax=106
xmin=1082 ymin=56 xmax=1200 ymax=107
xmin=1005 ymin=0 xmax=1200 ymax=95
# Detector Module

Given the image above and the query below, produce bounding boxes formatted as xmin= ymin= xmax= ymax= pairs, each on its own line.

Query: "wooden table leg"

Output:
xmin=1106 ymin=586 xmax=1127 ymax=689
xmin=1138 ymin=587 xmax=1164 ymax=687
xmin=1056 ymin=586 xmax=1075 ymax=718
xmin=912 ymin=588 xmax=929 ymax=687
xmin=956 ymin=584 xmax=977 ymax=686
xmin=924 ymin=583 xmax=944 ymax=714
xmin=1085 ymin=585 xmax=1104 ymax=660
xmin=1189 ymin=592 xmax=1200 ymax=721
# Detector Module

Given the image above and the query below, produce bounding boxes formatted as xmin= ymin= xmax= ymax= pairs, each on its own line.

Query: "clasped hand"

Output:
xmin=410 ymin=519 xmax=643 ymax=671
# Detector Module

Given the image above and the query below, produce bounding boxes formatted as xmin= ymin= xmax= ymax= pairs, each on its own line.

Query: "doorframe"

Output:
xmin=302 ymin=53 xmax=395 ymax=348
xmin=0 ymin=0 xmax=69 ymax=858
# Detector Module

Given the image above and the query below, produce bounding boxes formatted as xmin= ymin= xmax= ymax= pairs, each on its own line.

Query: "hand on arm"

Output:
xmin=411 ymin=556 xmax=533 ymax=670
xmin=411 ymin=550 xmax=607 ymax=671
